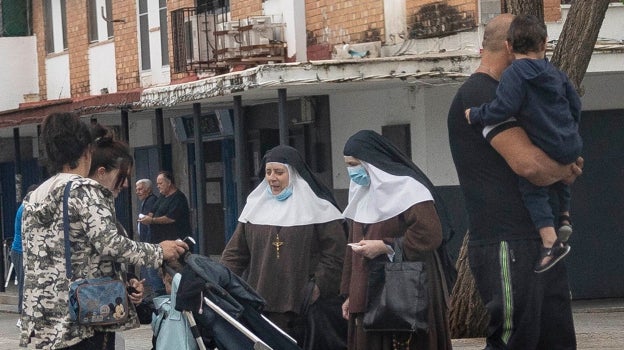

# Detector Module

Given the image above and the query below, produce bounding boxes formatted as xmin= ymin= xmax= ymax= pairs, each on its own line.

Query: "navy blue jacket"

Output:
xmin=469 ymin=58 xmax=582 ymax=164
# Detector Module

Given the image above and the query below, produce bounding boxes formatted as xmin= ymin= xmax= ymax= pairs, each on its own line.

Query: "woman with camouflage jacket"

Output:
xmin=19 ymin=113 xmax=187 ymax=350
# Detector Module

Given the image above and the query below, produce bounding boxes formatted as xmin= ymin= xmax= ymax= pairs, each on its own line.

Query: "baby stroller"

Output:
xmin=165 ymin=250 xmax=301 ymax=350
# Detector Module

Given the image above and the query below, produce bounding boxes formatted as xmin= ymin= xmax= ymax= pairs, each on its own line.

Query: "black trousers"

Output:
xmin=468 ymin=239 xmax=576 ymax=350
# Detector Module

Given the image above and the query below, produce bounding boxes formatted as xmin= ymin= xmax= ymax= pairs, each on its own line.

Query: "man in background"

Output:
xmin=138 ymin=170 xmax=191 ymax=243
xmin=136 ymin=179 xmax=160 ymax=298
xmin=136 ymin=179 xmax=157 ymax=243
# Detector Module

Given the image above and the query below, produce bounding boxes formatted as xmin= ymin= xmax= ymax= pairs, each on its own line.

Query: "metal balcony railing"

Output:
xmin=171 ymin=4 xmax=229 ymax=74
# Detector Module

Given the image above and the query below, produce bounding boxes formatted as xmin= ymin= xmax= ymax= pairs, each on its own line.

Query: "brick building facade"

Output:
xmin=26 ymin=0 xmax=565 ymax=101
xmin=113 ymin=0 xmax=141 ymax=91
xmin=31 ymin=1 xmax=47 ymax=100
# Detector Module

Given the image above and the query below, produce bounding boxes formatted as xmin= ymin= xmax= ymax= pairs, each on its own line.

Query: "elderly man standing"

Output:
xmin=136 ymin=179 xmax=158 ymax=243
xmin=136 ymin=178 xmax=161 ymax=299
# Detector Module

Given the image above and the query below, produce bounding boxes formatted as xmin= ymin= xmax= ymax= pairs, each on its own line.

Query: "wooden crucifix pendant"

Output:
xmin=272 ymin=233 xmax=284 ymax=259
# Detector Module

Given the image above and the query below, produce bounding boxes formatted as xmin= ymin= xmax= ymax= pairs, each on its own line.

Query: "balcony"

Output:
xmin=172 ymin=7 xmax=286 ymax=75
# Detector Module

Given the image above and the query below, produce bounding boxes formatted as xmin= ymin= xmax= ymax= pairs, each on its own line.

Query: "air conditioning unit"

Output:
xmin=187 ymin=13 xmax=216 ymax=62
xmin=217 ymin=21 xmax=240 ymax=50
xmin=245 ymin=16 xmax=272 ymax=47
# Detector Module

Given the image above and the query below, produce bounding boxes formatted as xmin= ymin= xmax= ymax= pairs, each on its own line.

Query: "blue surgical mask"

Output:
xmin=347 ymin=165 xmax=370 ymax=186
xmin=266 ymin=184 xmax=293 ymax=201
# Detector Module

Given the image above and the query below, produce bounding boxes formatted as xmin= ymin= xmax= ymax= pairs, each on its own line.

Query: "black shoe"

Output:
xmin=535 ymin=241 xmax=571 ymax=273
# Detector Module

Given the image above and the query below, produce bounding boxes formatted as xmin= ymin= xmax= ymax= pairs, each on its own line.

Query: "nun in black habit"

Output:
xmin=221 ymin=145 xmax=347 ymax=337
xmin=339 ymin=130 xmax=454 ymax=350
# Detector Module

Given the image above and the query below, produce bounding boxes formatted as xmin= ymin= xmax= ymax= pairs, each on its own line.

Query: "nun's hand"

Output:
xmin=310 ymin=284 xmax=321 ymax=304
xmin=349 ymin=240 xmax=391 ymax=259
xmin=342 ymin=297 xmax=350 ymax=320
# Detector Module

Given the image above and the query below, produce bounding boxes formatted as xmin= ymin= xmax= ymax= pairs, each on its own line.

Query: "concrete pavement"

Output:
xmin=453 ymin=298 xmax=624 ymax=350
xmin=0 ymin=283 xmax=622 ymax=349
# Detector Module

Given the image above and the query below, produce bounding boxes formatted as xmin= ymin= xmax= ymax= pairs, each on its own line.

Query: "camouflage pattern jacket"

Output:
xmin=20 ymin=173 xmax=164 ymax=349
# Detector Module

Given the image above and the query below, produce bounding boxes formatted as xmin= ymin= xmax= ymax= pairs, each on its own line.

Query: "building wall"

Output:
xmin=31 ymin=0 xmax=47 ymax=100
xmin=231 ymin=0 xmax=264 ymax=19
xmin=113 ymin=0 xmax=141 ymax=91
xmin=305 ymin=0 xmax=385 ymax=46
xmin=89 ymin=43 xmax=118 ymax=95
xmin=329 ymin=83 xmax=457 ymax=191
xmin=0 ymin=37 xmax=38 ymax=111
xmin=392 ymin=0 xmax=560 ymax=42
xmin=407 ymin=0 xmax=477 ymax=18
xmin=550 ymin=3 xmax=624 ymax=40
xmin=544 ymin=0 xmax=562 ymax=22
xmin=263 ymin=0 xmax=307 ymax=61
xmin=330 ymin=85 xmax=424 ymax=190
xmin=66 ymin=0 xmax=90 ymax=97
xmin=45 ymin=54 xmax=71 ymax=99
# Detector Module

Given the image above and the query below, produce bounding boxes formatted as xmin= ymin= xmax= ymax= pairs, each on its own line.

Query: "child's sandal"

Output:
xmin=534 ymin=240 xmax=571 ymax=273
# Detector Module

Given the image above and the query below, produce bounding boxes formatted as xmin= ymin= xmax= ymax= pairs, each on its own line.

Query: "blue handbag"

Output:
xmin=63 ymin=181 xmax=129 ymax=325
xmin=68 ymin=277 xmax=129 ymax=325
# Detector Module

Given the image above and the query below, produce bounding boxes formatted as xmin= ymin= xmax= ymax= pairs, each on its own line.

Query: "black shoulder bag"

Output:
xmin=363 ymin=238 xmax=429 ymax=332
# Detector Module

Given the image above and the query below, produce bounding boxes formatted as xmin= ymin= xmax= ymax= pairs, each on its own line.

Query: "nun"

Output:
xmin=221 ymin=145 xmax=347 ymax=336
xmin=340 ymin=130 xmax=453 ymax=350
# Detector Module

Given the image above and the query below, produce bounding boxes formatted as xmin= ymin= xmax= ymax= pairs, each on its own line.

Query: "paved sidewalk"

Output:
xmin=0 ymin=290 xmax=622 ymax=349
xmin=453 ymin=298 xmax=624 ymax=350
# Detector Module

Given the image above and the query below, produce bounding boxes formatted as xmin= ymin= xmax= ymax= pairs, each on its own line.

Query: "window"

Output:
xmin=138 ymin=0 xmax=170 ymax=71
xmin=44 ymin=0 xmax=67 ymax=53
xmin=159 ymin=0 xmax=169 ymax=65
xmin=138 ymin=0 xmax=151 ymax=70
xmin=197 ymin=0 xmax=229 ymax=12
xmin=88 ymin=0 xmax=113 ymax=43
xmin=0 ymin=0 xmax=32 ymax=36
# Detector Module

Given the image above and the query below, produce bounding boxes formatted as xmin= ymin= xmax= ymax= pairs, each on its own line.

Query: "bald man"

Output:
xmin=448 ymin=14 xmax=581 ymax=349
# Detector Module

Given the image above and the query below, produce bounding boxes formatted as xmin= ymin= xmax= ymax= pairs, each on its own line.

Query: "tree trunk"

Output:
xmin=551 ymin=0 xmax=611 ymax=90
xmin=449 ymin=232 xmax=489 ymax=338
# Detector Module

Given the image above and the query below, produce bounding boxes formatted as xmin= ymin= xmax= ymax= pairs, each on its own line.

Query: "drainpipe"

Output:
xmin=233 ymin=95 xmax=248 ymax=215
xmin=13 ymin=128 xmax=22 ymax=203
xmin=192 ymin=103 xmax=206 ymax=256
xmin=278 ymin=88 xmax=288 ymax=145
xmin=120 ymin=109 xmax=134 ymax=240
xmin=155 ymin=108 xmax=165 ymax=170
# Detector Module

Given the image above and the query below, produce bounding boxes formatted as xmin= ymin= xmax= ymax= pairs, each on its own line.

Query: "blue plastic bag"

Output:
xmin=151 ymin=273 xmax=198 ymax=350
